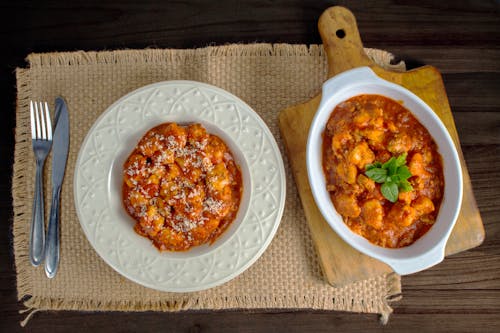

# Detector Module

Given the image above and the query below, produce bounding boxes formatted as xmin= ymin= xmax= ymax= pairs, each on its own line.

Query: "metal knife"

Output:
xmin=45 ymin=97 xmax=70 ymax=278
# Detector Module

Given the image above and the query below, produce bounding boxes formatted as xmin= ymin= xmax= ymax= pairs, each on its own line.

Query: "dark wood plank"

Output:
xmin=1 ymin=0 xmax=499 ymax=331
xmin=387 ymin=48 xmax=500 ymax=73
xmin=2 ymin=310 xmax=500 ymax=333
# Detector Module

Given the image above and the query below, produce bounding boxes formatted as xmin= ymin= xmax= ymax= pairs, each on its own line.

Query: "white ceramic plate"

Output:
xmin=74 ymin=80 xmax=286 ymax=292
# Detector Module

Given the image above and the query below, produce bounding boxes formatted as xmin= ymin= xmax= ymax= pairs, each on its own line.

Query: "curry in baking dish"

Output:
xmin=123 ymin=122 xmax=243 ymax=251
xmin=322 ymin=94 xmax=444 ymax=248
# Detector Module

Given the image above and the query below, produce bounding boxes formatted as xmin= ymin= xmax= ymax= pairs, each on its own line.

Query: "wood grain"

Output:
xmin=279 ymin=96 xmax=394 ymax=282
xmin=1 ymin=0 xmax=499 ymax=332
xmin=279 ymin=6 xmax=485 ymax=286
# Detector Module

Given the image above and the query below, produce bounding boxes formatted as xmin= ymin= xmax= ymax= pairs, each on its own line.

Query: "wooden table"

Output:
xmin=1 ymin=1 xmax=498 ymax=332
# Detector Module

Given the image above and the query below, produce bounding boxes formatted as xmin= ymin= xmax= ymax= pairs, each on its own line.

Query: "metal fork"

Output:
xmin=29 ymin=101 xmax=53 ymax=267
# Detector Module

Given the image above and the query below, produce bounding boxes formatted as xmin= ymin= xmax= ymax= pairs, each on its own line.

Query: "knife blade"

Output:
xmin=45 ymin=96 xmax=70 ymax=278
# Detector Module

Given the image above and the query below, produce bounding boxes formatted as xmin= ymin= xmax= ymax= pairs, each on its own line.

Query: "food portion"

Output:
xmin=322 ymin=94 xmax=444 ymax=248
xmin=123 ymin=122 xmax=243 ymax=251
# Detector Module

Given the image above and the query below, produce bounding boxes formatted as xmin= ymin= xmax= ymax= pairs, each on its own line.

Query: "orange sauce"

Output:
xmin=123 ymin=123 xmax=242 ymax=251
xmin=322 ymin=94 xmax=444 ymax=248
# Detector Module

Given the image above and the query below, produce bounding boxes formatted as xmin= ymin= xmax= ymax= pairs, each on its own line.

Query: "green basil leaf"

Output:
xmin=365 ymin=153 xmax=413 ymax=202
xmin=365 ymin=162 xmax=382 ymax=171
xmin=382 ymin=157 xmax=395 ymax=169
xmin=365 ymin=168 xmax=387 ymax=183
xmin=397 ymin=165 xmax=412 ymax=180
xmin=388 ymin=174 xmax=400 ymax=183
xmin=381 ymin=181 xmax=399 ymax=203
xmin=395 ymin=152 xmax=408 ymax=167
xmin=399 ymin=179 xmax=414 ymax=192
xmin=383 ymin=157 xmax=397 ymax=176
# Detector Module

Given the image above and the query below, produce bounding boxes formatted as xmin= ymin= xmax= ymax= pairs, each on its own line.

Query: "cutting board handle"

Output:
xmin=318 ymin=6 xmax=375 ymax=78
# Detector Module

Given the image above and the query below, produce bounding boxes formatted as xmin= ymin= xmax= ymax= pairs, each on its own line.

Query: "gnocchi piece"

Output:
xmin=187 ymin=123 xmax=209 ymax=146
xmin=370 ymin=116 xmax=384 ymax=128
xmin=353 ymin=111 xmax=370 ymax=127
xmin=128 ymin=190 xmax=148 ymax=208
xmin=409 ymin=153 xmax=426 ymax=177
xmin=331 ymin=131 xmax=352 ymax=154
xmin=337 ymin=162 xmax=357 ymax=184
xmin=362 ymin=129 xmax=385 ymax=145
xmin=207 ymin=163 xmax=230 ymax=193
xmin=361 ymin=199 xmax=384 ymax=230
xmin=138 ymin=135 xmax=164 ymax=157
xmin=357 ymin=174 xmax=375 ymax=192
xmin=348 ymin=142 xmax=375 ymax=169
xmin=398 ymin=190 xmax=416 ymax=205
xmin=206 ymin=136 xmax=226 ymax=163
xmin=333 ymin=193 xmax=361 ymax=218
xmin=412 ymin=196 xmax=435 ymax=215
xmin=388 ymin=203 xmax=417 ymax=228
xmin=387 ymin=134 xmax=413 ymax=154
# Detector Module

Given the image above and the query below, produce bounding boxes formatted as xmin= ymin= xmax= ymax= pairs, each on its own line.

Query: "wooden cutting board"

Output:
xmin=278 ymin=6 xmax=485 ymax=287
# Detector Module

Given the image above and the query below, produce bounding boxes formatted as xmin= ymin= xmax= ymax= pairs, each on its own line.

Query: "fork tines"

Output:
xmin=30 ymin=101 xmax=52 ymax=140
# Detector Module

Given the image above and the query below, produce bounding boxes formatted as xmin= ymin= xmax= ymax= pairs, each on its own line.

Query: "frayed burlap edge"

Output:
xmin=18 ymin=272 xmax=401 ymax=326
xmin=13 ymin=68 xmax=34 ymax=320
xmin=24 ymin=43 xmax=405 ymax=72
xmin=13 ymin=43 xmax=404 ymax=326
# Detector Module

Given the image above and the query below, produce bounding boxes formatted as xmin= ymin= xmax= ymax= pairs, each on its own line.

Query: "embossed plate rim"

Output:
xmin=74 ymin=80 xmax=286 ymax=292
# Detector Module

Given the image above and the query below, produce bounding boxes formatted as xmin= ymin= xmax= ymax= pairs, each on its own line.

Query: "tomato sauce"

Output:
xmin=322 ymin=94 xmax=444 ymax=248
xmin=123 ymin=123 xmax=243 ymax=251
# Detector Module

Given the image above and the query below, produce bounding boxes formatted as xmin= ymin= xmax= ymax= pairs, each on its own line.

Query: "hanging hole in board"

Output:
xmin=336 ymin=29 xmax=346 ymax=39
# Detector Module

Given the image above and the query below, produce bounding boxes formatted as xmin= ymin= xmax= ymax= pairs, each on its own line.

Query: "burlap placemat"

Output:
xmin=13 ymin=44 xmax=404 ymax=326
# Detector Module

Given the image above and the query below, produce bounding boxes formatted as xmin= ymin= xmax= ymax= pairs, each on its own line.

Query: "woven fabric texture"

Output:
xmin=13 ymin=44 xmax=403 ymax=323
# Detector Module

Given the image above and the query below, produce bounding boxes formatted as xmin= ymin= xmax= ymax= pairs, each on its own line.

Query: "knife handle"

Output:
xmin=45 ymin=186 xmax=61 ymax=278
xmin=29 ymin=161 xmax=46 ymax=266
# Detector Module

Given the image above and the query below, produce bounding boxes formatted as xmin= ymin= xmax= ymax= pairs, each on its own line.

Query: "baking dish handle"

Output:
xmin=386 ymin=242 xmax=446 ymax=275
xmin=321 ymin=66 xmax=382 ymax=102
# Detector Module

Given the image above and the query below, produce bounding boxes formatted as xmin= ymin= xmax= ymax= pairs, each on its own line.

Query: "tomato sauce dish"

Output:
xmin=74 ymin=81 xmax=286 ymax=291
xmin=322 ymin=94 xmax=444 ymax=248
xmin=123 ymin=122 xmax=243 ymax=252
xmin=307 ymin=67 xmax=462 ymax=275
